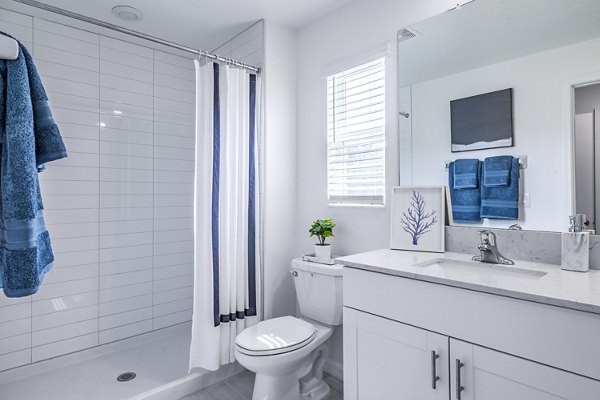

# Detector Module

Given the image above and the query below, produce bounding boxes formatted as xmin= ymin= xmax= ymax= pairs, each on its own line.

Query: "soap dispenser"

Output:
xmin=561 ymin=215 xmax=590 ymax=272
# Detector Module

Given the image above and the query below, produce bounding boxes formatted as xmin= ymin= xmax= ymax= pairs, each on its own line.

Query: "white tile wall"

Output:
xmin=0 ymin=8 xmax=199 ymax=371
xmin=213 ymin=21 xmax=264 ymax=68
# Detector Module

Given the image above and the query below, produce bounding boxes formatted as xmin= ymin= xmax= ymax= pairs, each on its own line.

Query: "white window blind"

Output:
xmin=327 ymin=57 xmax=386 ymax=205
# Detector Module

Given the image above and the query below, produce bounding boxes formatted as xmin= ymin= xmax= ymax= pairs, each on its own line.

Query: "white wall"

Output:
xmin=295 ymin=0 xmax=473 ymax=370
xmin=262 ymin=21 xmax=298 ymax=320
xmin=409 ymin=37 xmax=600 ymax=232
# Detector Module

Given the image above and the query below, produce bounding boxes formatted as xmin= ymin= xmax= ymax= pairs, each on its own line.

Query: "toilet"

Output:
xmin=234 ymin=258 xmax=343 ymax=400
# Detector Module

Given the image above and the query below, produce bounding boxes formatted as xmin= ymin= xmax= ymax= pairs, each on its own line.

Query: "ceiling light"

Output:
xmin=111 ymin=5 xmax=143 ymax=22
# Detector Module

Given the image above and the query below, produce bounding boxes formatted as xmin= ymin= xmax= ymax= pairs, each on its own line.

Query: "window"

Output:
xmin=327 ymin=57 xmax=386 ymax=206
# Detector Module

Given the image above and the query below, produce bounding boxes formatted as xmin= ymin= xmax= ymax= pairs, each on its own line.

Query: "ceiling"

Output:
xmin=398 ymin=0 xmax=600 ymax=86
xmin=27 ymin=0 xmax=353 ymax=51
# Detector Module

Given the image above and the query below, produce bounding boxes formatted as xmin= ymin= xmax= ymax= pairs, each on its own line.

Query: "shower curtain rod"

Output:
xmin=12 ymin=0 xmax=262 ymax=73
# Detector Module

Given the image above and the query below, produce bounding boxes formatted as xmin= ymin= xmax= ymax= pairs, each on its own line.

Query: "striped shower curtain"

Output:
xmin=189 ymin=59 xmax=261 ymax=371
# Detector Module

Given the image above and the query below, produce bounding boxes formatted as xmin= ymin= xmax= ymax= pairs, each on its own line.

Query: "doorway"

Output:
xmin=574 ymin=83 xmax=600 ymax=232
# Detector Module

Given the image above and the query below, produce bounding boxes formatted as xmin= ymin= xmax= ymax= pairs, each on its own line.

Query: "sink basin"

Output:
xmin=415 ymin=258 xmax=547 ymax=280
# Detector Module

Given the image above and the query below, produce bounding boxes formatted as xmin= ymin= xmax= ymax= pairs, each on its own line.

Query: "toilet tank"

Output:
xmin=291 ymin=258 xmax=343 ymax=326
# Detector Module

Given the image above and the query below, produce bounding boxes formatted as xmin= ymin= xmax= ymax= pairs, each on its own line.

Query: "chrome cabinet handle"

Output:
xmin=290 ymin=270 xmax=298 ymax=277
xmin=456 ymin=359 xmax=465 ymax=400
xmin=431 ymin=351 xmax=440 ymax=389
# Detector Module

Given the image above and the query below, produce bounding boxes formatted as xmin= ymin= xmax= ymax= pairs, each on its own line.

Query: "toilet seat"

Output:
xmin=235 ymin=316 xmax=316 ymax=356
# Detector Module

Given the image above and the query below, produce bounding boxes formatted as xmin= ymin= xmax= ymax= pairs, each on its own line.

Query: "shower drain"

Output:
xmin=117 ymin=372 xmax=136 ymax=382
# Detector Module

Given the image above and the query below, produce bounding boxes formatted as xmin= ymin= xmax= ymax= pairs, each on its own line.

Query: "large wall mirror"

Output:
xmin=397 ymin=0 xmax=600 ymax=233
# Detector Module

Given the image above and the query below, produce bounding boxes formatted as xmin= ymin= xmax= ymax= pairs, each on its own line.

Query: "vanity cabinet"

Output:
xmin=343 ymin=265 xmax=600 ymax=399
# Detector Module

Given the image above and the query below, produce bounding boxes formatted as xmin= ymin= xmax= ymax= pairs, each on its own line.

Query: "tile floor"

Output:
xmin=180 ymin=370 xmax=343 ymax=400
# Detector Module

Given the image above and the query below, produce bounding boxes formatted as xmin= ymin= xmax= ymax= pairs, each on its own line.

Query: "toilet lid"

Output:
xmin=235 ymin=316 xmax=316 ymax=355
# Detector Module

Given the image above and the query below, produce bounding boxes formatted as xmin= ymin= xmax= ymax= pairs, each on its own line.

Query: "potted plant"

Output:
xmin=309 ymin=218 xmax=336 ymax=259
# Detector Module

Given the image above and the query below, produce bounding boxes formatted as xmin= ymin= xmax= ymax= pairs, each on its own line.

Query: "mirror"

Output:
xmin=397 ymin=0 xmax=600 ymax=232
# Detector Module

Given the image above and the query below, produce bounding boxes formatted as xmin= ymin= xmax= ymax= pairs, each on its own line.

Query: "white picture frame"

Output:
xmin=390 ymin=186 xmax=445 ymax=252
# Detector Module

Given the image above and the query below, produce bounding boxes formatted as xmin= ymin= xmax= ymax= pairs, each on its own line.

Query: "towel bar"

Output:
xmin=445 ymin=155 xmax=527 ymax=170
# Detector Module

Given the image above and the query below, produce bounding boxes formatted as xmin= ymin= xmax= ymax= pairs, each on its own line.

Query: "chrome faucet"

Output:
xmin=472 ymin=230 xmax=514 ymax=265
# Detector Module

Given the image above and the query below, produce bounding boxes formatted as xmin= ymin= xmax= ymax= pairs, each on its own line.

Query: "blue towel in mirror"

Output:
xmin=453 ymin=159 xmax=480 ymax=189
xmin=483 ymin=156 xmax=513 ymax=187
xmin=449 ymin=162 xmax=481 ymax=223
xmin=481 ymin=157 xmax=519 ymax=220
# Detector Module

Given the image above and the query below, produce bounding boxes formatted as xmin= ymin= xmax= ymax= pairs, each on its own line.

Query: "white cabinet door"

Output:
xmin=344 ymin=307 xmax=449 ymax=400
xmin=449 ymin=338 xmax=600 ymax=400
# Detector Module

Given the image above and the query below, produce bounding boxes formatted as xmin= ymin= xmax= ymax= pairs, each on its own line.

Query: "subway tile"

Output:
xmin=32 ymin=291 xmax=98 ymax=316
xmin=32 ymin=305 xmax=98 ymax=331
xmin=154 ymin=229 xmax=193 ymax=244
xmin=2 ymin=20 xmax=32 ymax=44
xmin=34 ymin=30 xmax=99 ymax=58
xmin=154 ymin=146 xmax=195 ymax=161
xmin=0 ymin=303 xmax=31 ymax=324
xmin=99 ymin=307 xmax=153 ymax=331
xmin=153 ymin=298 xmax=192 ymax=317
xmin=99 ymin=269 xmax=153 ymax=290
xmin=43 ymin=194 xmax=99 ymax=210
xmin=42 ymin=264 xmax=99 ymax=284
xmin=1 ymin=8 xmax=32 ymax=28
xmin=154 ymin=264 xmax=193 ymax=280
xmin=53 ymin=107 xmax=100 ymax=127
xmin=153 ymin=50 xmax=193 ymax=69
xmin=99 ymin=207 xmax=153 ymax=222
xmin=154 ymin=158 xmax=194 ymax=172
xmin=153 ymin=286 xmax=193 ymax=305
xmin=32 ymin=319 xmax=98 ymax=347
xmin=153 ymin=206 xmax=193 ymax=220
xmin=154 ymin=85 xmax=195 ymax=104
xmin=153 ymin=170 xmax=194 ymax=184
xmin=100 ymin=87 xmax=153 ymax=108
xmin=100 ymin=101 xmax=153 ymax=121
xmin=153 ymin=218 xmax=193 ymax=232
xmin=99 ymin=219 xmax=154 ymax=236
xmin=154 ymin=134 xmax=194 ymax=149
xmin=52 ymin=236 xmax=99 ymax=254
xmin=100 ymin=181 xmax=153 ymax=196
xmin=154 ymin=195 xmax=193 ymax=208
xmin=153 ymin=113 xmax=195 ymax=131
xmin=34 ymin=18 xmax=99 ymax=44
xmin=154 ymin=62 xmax=195 ymax=81
xmin=36 ymin=53 xmax=99 ymax=80
xmin=154 ymin=251 xmax=193 ymax=268
xmin=153 ymin=274 xmax=194 ymax=293
xmin=100 ymin=128 xmax=153 ymax=146
xmin=100 ymin=60 xmax=153 ymax=83
xmin=0 ymin=295 xmax=30 ymax=307
xmin=99 ymin=294 xmax=152 ymax=317
xmin=0 ymin=349 xmax=31 ymax=371
xmin=99 ymin=114 xmax=153 ymax=133
xmin=153 ymin=309 xmax=192 ymax=330
xmin=100 ymin=74 xmax=153 ymax=96
xmin=153 ymin=73 xmax=194 ymax=93
xmin=45 ymin=209 xmax=100 ymax=225
xmin=99 ymin=256 xmax=153 ymax=276
xmin=154 ymin=97 xmax=195 ymax=115
xmin=60 ymin=137 xmax=100 ymax=154
xmin=100 ymin=167 xmax=153 ymax=183
xmin=100 ymin=35 xmax=153 ymax=58
xmin=43 ymin=76 xmax=99 ymax=99
xmin=100 ymin=141 xmax=153 ymax=158
xmin=99 ymin=194 xmax=153 ymax=209
xmin=100 ymin=282 xmax=153 ymax=303
xmin=154 ymin=182 xmax=193 ymax=196
xmin=55 ymin=122 xmax=99 ymax=140
xmin=99 ymin=320 xmax=152 ymax=345
xmin=153 ymin=240 xmax=193 ymax=256
xmin=40 ymin=180 xmax=99 ymax=196
xmin=99 ymin=231 xmax=153 ymax=249
xmin=46 ymin=222 xmax=98 ymax=239
xmin=52 ymin=250 xmax=99 ymax=269
xmin=0 ymin=334 xmax=30 ymax=356
xmin=101 ymin=46 xmax=154 ymax=71
xmin=41 ymin=166 xmax=99 ymax=182
xmin=99 ymin=244 xmax=153 ymax=263
xmin=33 ymin=278 xmax=98 ymax=301
xmin=49 ymin=93 xmax=100 ymax=114
xmin=0 ymin=318 xmax=31 ymax=340
xmin=32 ymin=332 xmax=98 ymax=362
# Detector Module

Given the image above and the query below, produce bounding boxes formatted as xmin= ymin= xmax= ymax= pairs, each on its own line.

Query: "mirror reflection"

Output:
xmin=397 ymin=0 xmax=600 ymax=232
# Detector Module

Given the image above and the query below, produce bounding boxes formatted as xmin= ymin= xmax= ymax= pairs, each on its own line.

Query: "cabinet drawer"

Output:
xmin=344 ymin=267 xmax=600 ymax=380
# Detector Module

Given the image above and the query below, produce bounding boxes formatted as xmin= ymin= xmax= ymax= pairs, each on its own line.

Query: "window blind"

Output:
xmin=327 ymin=57 xmax=386 ymax=205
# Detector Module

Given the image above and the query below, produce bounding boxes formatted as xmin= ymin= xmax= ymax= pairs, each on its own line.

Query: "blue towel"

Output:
xmin=449 ymin=162 xmax=481 ymax=223
xmin=481 ymin=157 xmax=519 ymax=220
xmin=453 ymin=159 xmax=480 ymax=189
xmin=0 ymin=33 xmax=67 ymax=297
xmin=483 ymin=156 xmax=512 ymax=187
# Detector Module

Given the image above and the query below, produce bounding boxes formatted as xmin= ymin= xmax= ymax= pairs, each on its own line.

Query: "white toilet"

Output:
xmin=234 ymin=258 xmax=343 ymax=400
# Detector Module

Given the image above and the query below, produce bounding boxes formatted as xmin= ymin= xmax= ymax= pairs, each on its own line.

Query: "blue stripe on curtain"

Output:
xmin=246 ymin=74 xmax=257 ymax=317
xmin=212 ymin=63 xmax=221 ymax=327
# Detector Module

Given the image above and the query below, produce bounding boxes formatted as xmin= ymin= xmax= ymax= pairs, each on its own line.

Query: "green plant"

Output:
xmin=309 ymin=218 xmax=336 ymax=246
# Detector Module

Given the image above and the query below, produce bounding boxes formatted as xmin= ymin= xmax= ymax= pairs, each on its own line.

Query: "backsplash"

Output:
xmin=446 ymin=226 xmax=600 ymax=270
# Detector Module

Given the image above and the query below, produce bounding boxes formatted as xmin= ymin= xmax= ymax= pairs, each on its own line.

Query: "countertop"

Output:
xmin=336 ymin=249 xmax=600 ymax=315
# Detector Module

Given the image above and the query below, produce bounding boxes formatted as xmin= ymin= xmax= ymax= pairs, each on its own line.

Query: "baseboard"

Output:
xmin=324 ymin=359 xmax=343 ymax=382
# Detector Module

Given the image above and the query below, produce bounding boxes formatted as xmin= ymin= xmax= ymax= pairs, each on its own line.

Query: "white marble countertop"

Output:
xmin=336 ymin=249 xmax=600 ymax=315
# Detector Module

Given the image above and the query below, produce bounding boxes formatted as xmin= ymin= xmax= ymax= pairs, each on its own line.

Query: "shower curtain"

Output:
xmin=190 ymin=59 xmax=261 ymax=371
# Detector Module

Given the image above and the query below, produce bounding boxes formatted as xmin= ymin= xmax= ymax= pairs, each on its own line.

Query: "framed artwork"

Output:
xmin=391 ymin=186 xmax=445 ymax=252
xmin=450 ymin=88 xmax=513 ymax=152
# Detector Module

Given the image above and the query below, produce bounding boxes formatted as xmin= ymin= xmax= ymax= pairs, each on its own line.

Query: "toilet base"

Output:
xmin=252 ymin=371 xmax=299 ymax=400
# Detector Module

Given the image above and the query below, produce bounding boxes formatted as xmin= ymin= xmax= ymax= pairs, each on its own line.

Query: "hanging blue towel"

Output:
xmin=449 ymin=161 xmax=481 ymax=223
xmin=0 ymin=33 xmax=67 ymax=297
xmin=453 ymin=159 xmax=480 ymax=189
xmin=481 ymin=157 xmax=519 ymax=220
xmin=483 ymin=156 xmax=512 ymax=187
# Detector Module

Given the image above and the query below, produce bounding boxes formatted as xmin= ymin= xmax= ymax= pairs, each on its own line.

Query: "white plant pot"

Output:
xmin=314 ymin=244 xmax=331 ymax=259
